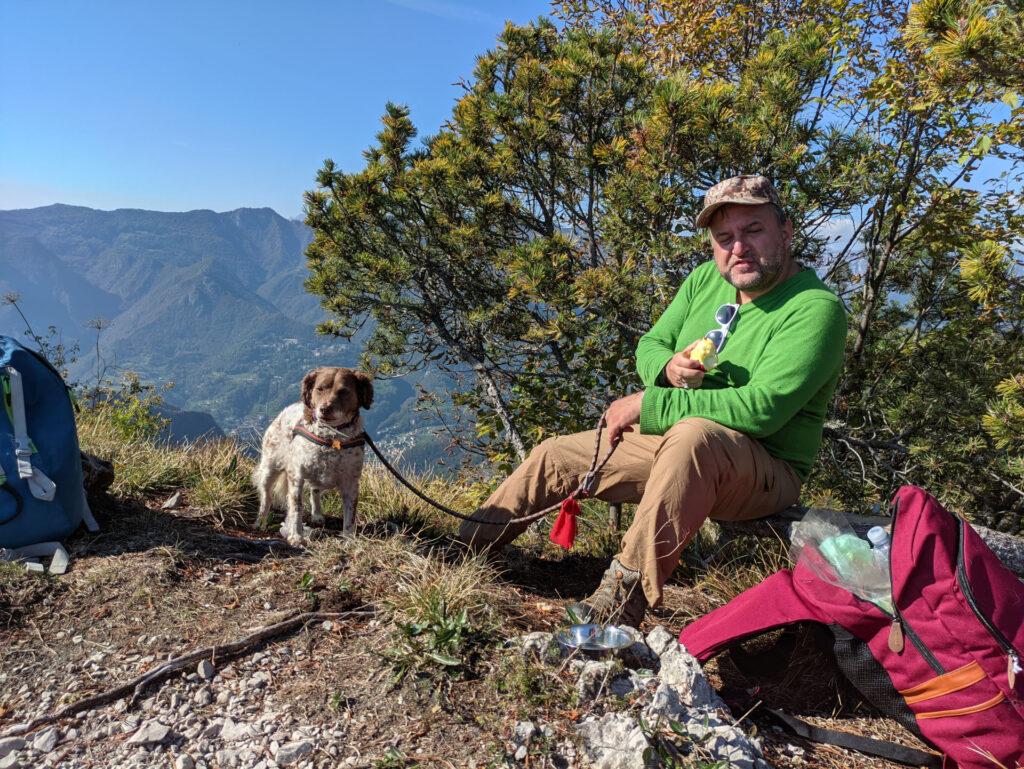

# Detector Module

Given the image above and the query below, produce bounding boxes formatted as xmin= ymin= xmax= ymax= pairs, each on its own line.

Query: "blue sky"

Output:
xmin=0 ymin=0 xmax=552 ymax=218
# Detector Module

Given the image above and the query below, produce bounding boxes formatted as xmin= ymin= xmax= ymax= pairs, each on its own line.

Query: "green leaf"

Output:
xmin=1001 ymin=91 xmax=1020 ymax=109
xmin=427 ymin=651 xmax=462 ymax=666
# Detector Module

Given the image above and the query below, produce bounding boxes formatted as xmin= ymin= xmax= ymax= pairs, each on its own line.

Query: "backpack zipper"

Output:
xmin=956 ymin=517 xmax=1022 ymax=688
xmin=886 ymin=498 xmax=945 ymax=674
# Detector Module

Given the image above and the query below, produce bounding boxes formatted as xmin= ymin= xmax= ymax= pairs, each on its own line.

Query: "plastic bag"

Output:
xmin=790 ymin=508 xmax=893 ymax=614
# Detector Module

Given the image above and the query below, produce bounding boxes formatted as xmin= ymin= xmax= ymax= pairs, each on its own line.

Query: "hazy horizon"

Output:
xmin=1 ymin=1 xmax=553 ymax=218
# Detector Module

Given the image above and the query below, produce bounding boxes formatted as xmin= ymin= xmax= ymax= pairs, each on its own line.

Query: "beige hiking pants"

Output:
xmin=459 ymin=417 xmax=802 ymax=607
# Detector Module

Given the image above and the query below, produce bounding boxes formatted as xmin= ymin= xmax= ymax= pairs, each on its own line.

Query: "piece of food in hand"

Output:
xmin=689 ymin=337 xmax=718 ymax=369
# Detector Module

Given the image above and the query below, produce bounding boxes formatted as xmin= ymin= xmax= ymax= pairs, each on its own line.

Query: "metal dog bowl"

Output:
xmin=555 ymin=623 xmax=634 ymax=653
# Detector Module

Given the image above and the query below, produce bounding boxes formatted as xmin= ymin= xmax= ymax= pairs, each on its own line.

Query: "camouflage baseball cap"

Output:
xmin=695 ymin=174 xmax=782 ymax=228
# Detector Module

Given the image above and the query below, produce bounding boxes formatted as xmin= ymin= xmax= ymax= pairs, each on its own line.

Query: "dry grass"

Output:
xmin=185 ymin=439 xmax=258 ymax=523
xmin=78 ymin=406 xmax=257 ymax=517
xmin=333 ymin=533 xmax=514 ymax=632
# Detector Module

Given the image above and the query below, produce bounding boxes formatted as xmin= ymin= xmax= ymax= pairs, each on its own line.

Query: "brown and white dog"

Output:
xmin=253 ymin=367 xmax=373 ymax=545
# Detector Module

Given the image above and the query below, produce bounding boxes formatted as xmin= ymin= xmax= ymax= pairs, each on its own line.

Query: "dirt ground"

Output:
xmin=0 ymin=489 xmax=938 ymax=768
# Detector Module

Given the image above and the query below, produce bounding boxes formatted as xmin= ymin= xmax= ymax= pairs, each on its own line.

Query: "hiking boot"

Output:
xmin=569 ymin=557 xmax=648 ymax=629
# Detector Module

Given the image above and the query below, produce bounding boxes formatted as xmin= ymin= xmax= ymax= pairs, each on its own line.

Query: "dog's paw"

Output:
xmin=280 ymin=524 xmax=306 ymax=547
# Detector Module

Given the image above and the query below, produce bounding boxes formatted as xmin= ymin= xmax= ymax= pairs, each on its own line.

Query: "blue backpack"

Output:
xmin=1 ymin=335 xmax=96 ymax=553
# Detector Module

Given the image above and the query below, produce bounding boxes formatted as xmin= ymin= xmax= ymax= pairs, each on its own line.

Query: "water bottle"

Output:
xmin=820 ymin=533 xmax=875 ymax=583
xmin=867 ymin=526 xmax=891 ymax=565
xmin=867 ymin=526 xmax=894 ymax=614
xmin=820 ymin=531 xmax=893 ymax=614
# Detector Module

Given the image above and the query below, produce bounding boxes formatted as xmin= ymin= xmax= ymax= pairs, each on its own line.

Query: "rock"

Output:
xmin=513 ymin=744 xmax=528 ymax=761
xmin=32 ymin=726 xmax=60 ymax=752
xmin=576 ymin=660 xmax=617 ymax=703
xmin=644 ymin=681 xmax=688 ymax=722
xmin=193 ymin=688 xmax=213 ymax=706
xmin=175 ymin=757 xmax=195 ymax=769
xmin=679 ymin=718 xmax=769 ymax=769
xmin=216 ymin=690 xmax=230 ymax=705
xmin=608 ymin=670 xmax=646 ymax=698
xmin=655 ymin=644 xmax=719 ymax=709
xmin=126 ymin=719 xmax=172 ymax=745
xmin=275 ymin=740 xmax=314 ymax=766
xmin=214 ymin=748 xmax=239 ymax=768
xmin=0 ymin=752 xmax=22 ymax=769
xmin=576 ymin=713 xmax=648 ymax=769
xmin=520 ymin=632 xmax=557 ymax=661
xmin=644 ymin=625 xmax=677 ymax=657
xmin=0 ymin=740 xmax=25 ymax=760
xmin=161 ymin=490 xmax=183 ymax=510
xmin=220 ymin=718 xmax=255 ymax=742
xmin=197 ymin=660 xmax=215 ymax=680
xmin=511 ymin=720 xmax=537 ymax=747
xmin=81 ymin=451 xmax=114 ymax=496
xmin=615 ymin=627 xmax=660 ymax=671
xmin=200 ymin=719 xmax=224 ymax=740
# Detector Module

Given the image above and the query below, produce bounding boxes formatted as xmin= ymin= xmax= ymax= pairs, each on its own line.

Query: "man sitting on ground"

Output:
xmin=459 ymin=174 xmax=848 ymax=627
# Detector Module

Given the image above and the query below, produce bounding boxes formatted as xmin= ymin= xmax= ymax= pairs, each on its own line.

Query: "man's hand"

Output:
xmin=662 ymin=339 xmax=707 ymax=389
xmin=604 ymin=391 xmax=644 ymax=445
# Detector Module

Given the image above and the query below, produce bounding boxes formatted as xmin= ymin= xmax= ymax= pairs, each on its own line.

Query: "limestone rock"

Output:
xmin=31 ymin=726 xmax=59 ymax=753
xmin=0 ymin=739 xmax=25 ymax=760
xmin=275 ymin=740 xmax=314 ymax=766
xmin=126 ymin=719 xmax=172 ymax=745
xmin=576 ymin=660 xmax=618 ymax=703
xmin=577 ymin=713 xmax=649 ymax=769
xmin=520 ymin=632 xmax=557 ymax=661
xmin=196 ymin=659 xmax=215 ymax=680
xmin=644 ymin=625 xmax=677 ymax=658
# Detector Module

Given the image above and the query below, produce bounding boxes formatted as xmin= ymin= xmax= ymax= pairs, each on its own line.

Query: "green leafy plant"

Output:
xmin=384 ymin=594 xmax=477 ymax=682
xmin=639 ymin=714 xmax=732 ymax=769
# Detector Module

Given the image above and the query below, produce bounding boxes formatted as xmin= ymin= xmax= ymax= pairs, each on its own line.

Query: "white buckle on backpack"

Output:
xmin=3 ymin=365 xmax=58 ymax=501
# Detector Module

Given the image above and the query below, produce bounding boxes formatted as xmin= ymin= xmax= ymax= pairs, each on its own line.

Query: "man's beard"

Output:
xmin=722 ymin=249 xmax=786 ymax=292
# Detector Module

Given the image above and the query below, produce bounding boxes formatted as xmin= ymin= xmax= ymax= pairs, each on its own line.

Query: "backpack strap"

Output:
xmin=763 ymin=708 xmax=945 ymax=768
xmin=679 ymin=569 xmax=826 ymax=661
xmin=2 ymin=366 xmax=57 ymax=501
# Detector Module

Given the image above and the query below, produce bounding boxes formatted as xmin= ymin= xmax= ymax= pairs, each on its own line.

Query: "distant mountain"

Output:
xmin=0 ymin=204 xmax=454 ymax=469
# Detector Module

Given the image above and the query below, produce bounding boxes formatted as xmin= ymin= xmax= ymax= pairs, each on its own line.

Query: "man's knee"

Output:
xmin=661 ymin=417 xmax=727 ymax=449
xmin=529 ymin=435 xmax=560 ymax=462
xmin=655 ymin=417 xmax=735 ymax=469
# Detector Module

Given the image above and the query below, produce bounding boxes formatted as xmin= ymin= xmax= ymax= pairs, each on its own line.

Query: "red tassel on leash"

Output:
xmin=549 ymin=494 xmax=581 ymax=549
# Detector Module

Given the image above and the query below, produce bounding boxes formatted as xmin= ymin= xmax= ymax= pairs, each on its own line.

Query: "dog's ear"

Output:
xmin=301 ymin=369 xmax=320 ymax=420
xmin=354 ymin=371 xmax=374 ymax=410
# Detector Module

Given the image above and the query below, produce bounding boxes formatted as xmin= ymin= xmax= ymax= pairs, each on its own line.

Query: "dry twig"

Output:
xmin=0 ymin=607 xmax=374 ymax=738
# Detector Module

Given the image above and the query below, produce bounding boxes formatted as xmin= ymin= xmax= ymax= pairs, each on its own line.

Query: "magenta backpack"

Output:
xmin=679 ymin=485 xmax=1024 ymax=768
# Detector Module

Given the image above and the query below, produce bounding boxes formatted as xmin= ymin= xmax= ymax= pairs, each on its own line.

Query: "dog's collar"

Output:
xmin=292 ymin=422 xmax=365 ymax=451
xmin=313 ymin=414 xmax=359 ymax=431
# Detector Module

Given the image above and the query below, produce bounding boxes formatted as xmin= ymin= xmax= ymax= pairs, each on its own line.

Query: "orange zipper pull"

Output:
xmin=888 ymin=620 xmax=905 ymax=653
xmin=1009 ymin=652 xmax=1020 ymax=689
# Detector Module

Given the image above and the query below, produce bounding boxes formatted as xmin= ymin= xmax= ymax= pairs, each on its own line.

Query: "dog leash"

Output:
xmin=293 ymin=414 xmax=619 ymax=549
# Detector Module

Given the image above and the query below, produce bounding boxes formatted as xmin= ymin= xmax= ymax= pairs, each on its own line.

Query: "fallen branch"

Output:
xmin=0 ymin=607 xmax=374 ymax=738
xmin=214 ymin=533 xmax=293 ymax=549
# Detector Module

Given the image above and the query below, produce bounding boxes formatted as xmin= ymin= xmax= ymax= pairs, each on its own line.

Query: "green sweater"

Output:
xmin=637 ymin=261 xmax=847 ymax=480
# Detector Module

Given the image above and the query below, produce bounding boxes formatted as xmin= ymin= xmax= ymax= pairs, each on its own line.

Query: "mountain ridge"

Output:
xmin=0 ymin=204 xmax=452 ymax=469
